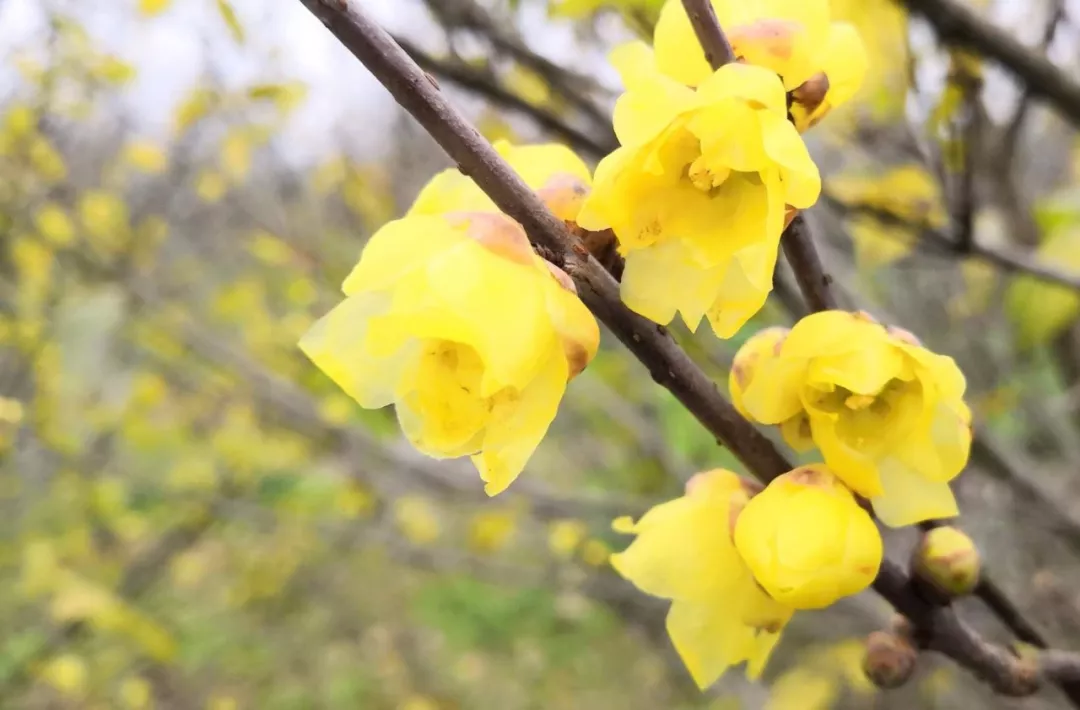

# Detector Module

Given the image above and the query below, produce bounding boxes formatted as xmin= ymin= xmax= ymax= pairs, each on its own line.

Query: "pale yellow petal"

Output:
xmin=872 ymin=460 xmax=959 ymax=527
xmin=298 ymin=292 xmax=411 ymax=409
xmin=471 ymin=352 xmax=569 ymax=495
xmin=341 ymin=216 xmax=463 ymax=295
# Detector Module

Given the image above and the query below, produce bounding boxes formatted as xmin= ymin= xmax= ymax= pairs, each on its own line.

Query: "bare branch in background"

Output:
xmin=899 ymin=0 xmax=1080 ymax=128
xmin=823 ymin=193 xmax=1080 ymax=290
xmin=393 ymin=34 xmax=613 ymax=158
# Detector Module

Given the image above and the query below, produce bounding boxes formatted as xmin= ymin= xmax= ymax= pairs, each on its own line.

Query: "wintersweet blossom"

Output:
xmin=300 ymin=210 xmax=599 ymax=495
xmin=611 ymin=469 xmax=792 ymax=688
xmin=733 ymin=465 xmax=882 ymax=608
xmin=735 ymin=311 xmax=971 ymax=526
xmin=577 ymin=48 xmax=819 ymax=337
xmin=652 ymin=0 xmax=867 ymax=131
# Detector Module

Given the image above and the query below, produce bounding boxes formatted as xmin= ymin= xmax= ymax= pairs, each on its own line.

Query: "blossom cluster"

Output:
xmin=297 ymin=0 xmax=975 ymax=691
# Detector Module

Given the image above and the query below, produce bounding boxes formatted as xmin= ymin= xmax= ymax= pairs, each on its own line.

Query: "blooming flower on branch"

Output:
xmin=735 ymin=311 xmax=971 ymax=526
xmin=612 ymin=466 xmax=882 ymax=688
xmin=733 ymin=465 xmax=882 ymax=608
xmin=300 ymin=179 xmax=599 ymax=495
xmin=652 ymin=0 xmax=867 ymax=131
xmin=611 ymin=469 xmax=792 ymax=688
xmin=578 ymin=48 xmax=820 ymax=337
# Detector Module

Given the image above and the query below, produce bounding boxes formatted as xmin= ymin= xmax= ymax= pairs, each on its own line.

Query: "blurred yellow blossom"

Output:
xmin=467 ymin=507 xmax=519 ymax=553
xmin=40 ymin=654 xmax=88 ymax=697
xmin=548 ymin=518 xmax=588 ymax=559
xmin=34 ymin=203 xmax=76 ymax=245
xmin=196 ymin=171 xmax=228 ymax=203
xmin=393 ymin=496 xmax=441 ymax=545
xmin=122 ymin=140 xmax=168 ymax=174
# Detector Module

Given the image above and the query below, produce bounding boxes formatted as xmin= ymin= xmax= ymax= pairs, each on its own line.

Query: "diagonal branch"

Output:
xmin=681 ymin=0 xmax=735 ymax=67
xmin=899 ymin=0 xmax=1080 ymax=128
xmin=782 ymin=214 xmax=839 ymax=311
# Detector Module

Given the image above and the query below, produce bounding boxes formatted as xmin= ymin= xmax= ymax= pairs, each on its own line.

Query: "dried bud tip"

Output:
xmin=863 ymin=630 xmax=917 ymax=689
xmin=450 ymin=211 xmax=534 ymax=267
xmin=791 ymin=72 xmax=830 ymax=114
xmin=887 ymin=325 xmax=922 ymax=347
xmin=544 ymin=260 xmax=577 ymax=294
xmin=913 ymin=526 xmax=981 ymax=598
xmin=889 ymin=614 xmax=916 ymax=641
xmin=536 ymin=173 xmax=590 ymax=223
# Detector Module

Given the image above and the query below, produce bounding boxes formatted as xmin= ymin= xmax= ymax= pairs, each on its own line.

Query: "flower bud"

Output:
xmin=863 ymin=630 xmax=917 ymax=689
xmin=732 ymin=465 xmax=883 ymax=609
xmin=913 ymin=526 xmax=981 ymax=598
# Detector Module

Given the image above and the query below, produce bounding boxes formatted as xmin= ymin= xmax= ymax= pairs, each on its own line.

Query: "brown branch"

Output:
xmin=1000 ymin=0 xmax=1067 ymax=167
xmin=782 ymin=214 xmax=839 ymax=311
xmin=1040 ymin=650 xmax=1080 ymax=685
xmin=680 ymin=0 xmax=735 ymax=69
xmin=899 ymin=0 xmax=1080 ymax=128
xmin=822 ymin=193 xmax=1080 ymax=290
xmin=292 ymin=0 xmax=1080 ymax=700
xmin=393 ymin=34 xmax=613 ymax=158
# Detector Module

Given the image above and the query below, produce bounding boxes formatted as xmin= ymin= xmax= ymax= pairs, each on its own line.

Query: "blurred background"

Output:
xmin=3 ymin=0 xmax=1080 ymax=707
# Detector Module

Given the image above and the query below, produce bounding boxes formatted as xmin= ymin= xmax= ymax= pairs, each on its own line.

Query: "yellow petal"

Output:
xmin=740 ymin=357 xmax=806 ymax=424
xmin=396 ymin=341 xmax=493 ymax=457
xmin=367 ymin=242 xmax=556 ymax=394
xmin=806 ymin=414 xmax=884 ymax=496
xmin=298 ymin=292 xmax=410 ymax=409
xmin=471 ymin=352 xmax=569 ymax=495
xmin=542 ymin=274 xmax=600 ymax=378
xmin=610 ymin=469 xmax=746 ymax=601
xmin=609 ymin=41 xmax=661 ymax=90
xmin=653 ymin=0 xmax=713 ymax=87
xmin=779 ymin=413 xmax=815 ymax=452
xmin=407 ymin=167 xmax=493 ymax=216
xmin=696 ymin=63 xmax=788 ymax=116
xmin=613 ymin=76 xmax=698 ymax=148
xmin=667 ymin=598 xmax=786 ymax=689
xmin=804 ymin=340 xmax=907 ymax=395
xmin=758 ymin=111 xmax=821 ymax=207
xmin=872 ymin=460 xmax=959 ymax=527
xmin=620 ymin=239 xmax=727 ymax=330
xmin=497 ymin=140 xmax=593 ymax=190
xmin=341 ymin=216 xmax=463 ymax=295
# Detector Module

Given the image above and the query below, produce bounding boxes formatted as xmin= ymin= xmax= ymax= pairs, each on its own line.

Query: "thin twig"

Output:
xmin=899 ymin=0 xmax=1080 ymax=128
xmin=680 ymin=0 xmax=735 ymax=68
xmin=823 ymin=193 xmax=1080 ymax=290
xmin=394 ymin=34 xmax=613 ymax=157
xmin=293 ymin=0 xmax=1080 ymax=699
xmin=1000 ymin=0 xmax=1067 ymax=167
xmin=782 ymin=214 xmax=839 ymax=311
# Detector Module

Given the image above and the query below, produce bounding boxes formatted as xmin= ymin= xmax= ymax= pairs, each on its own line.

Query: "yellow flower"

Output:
xmin=652 ymin=0 xmax=867 ymax=130
xmin=737 ymin=311 xmax=971 ymax=527
xmin=300 ymin=211 xmax=598 ymax=495
xmin=578 ymin=51 xmax=820 ymax=337
xmin=611 ymin=469 xmax=792 ymax=688
xmin=733 ymin=465 xmax=882 ymax=608
xmin=409 ymin=139 xmax=593 ymax=223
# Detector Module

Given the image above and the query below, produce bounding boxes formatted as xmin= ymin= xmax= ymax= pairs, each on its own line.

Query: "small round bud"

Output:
xmin=913 ymin=526 xmax=981 ymax=598
xmin=863 ymin=630 xmax=917 ymax=689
